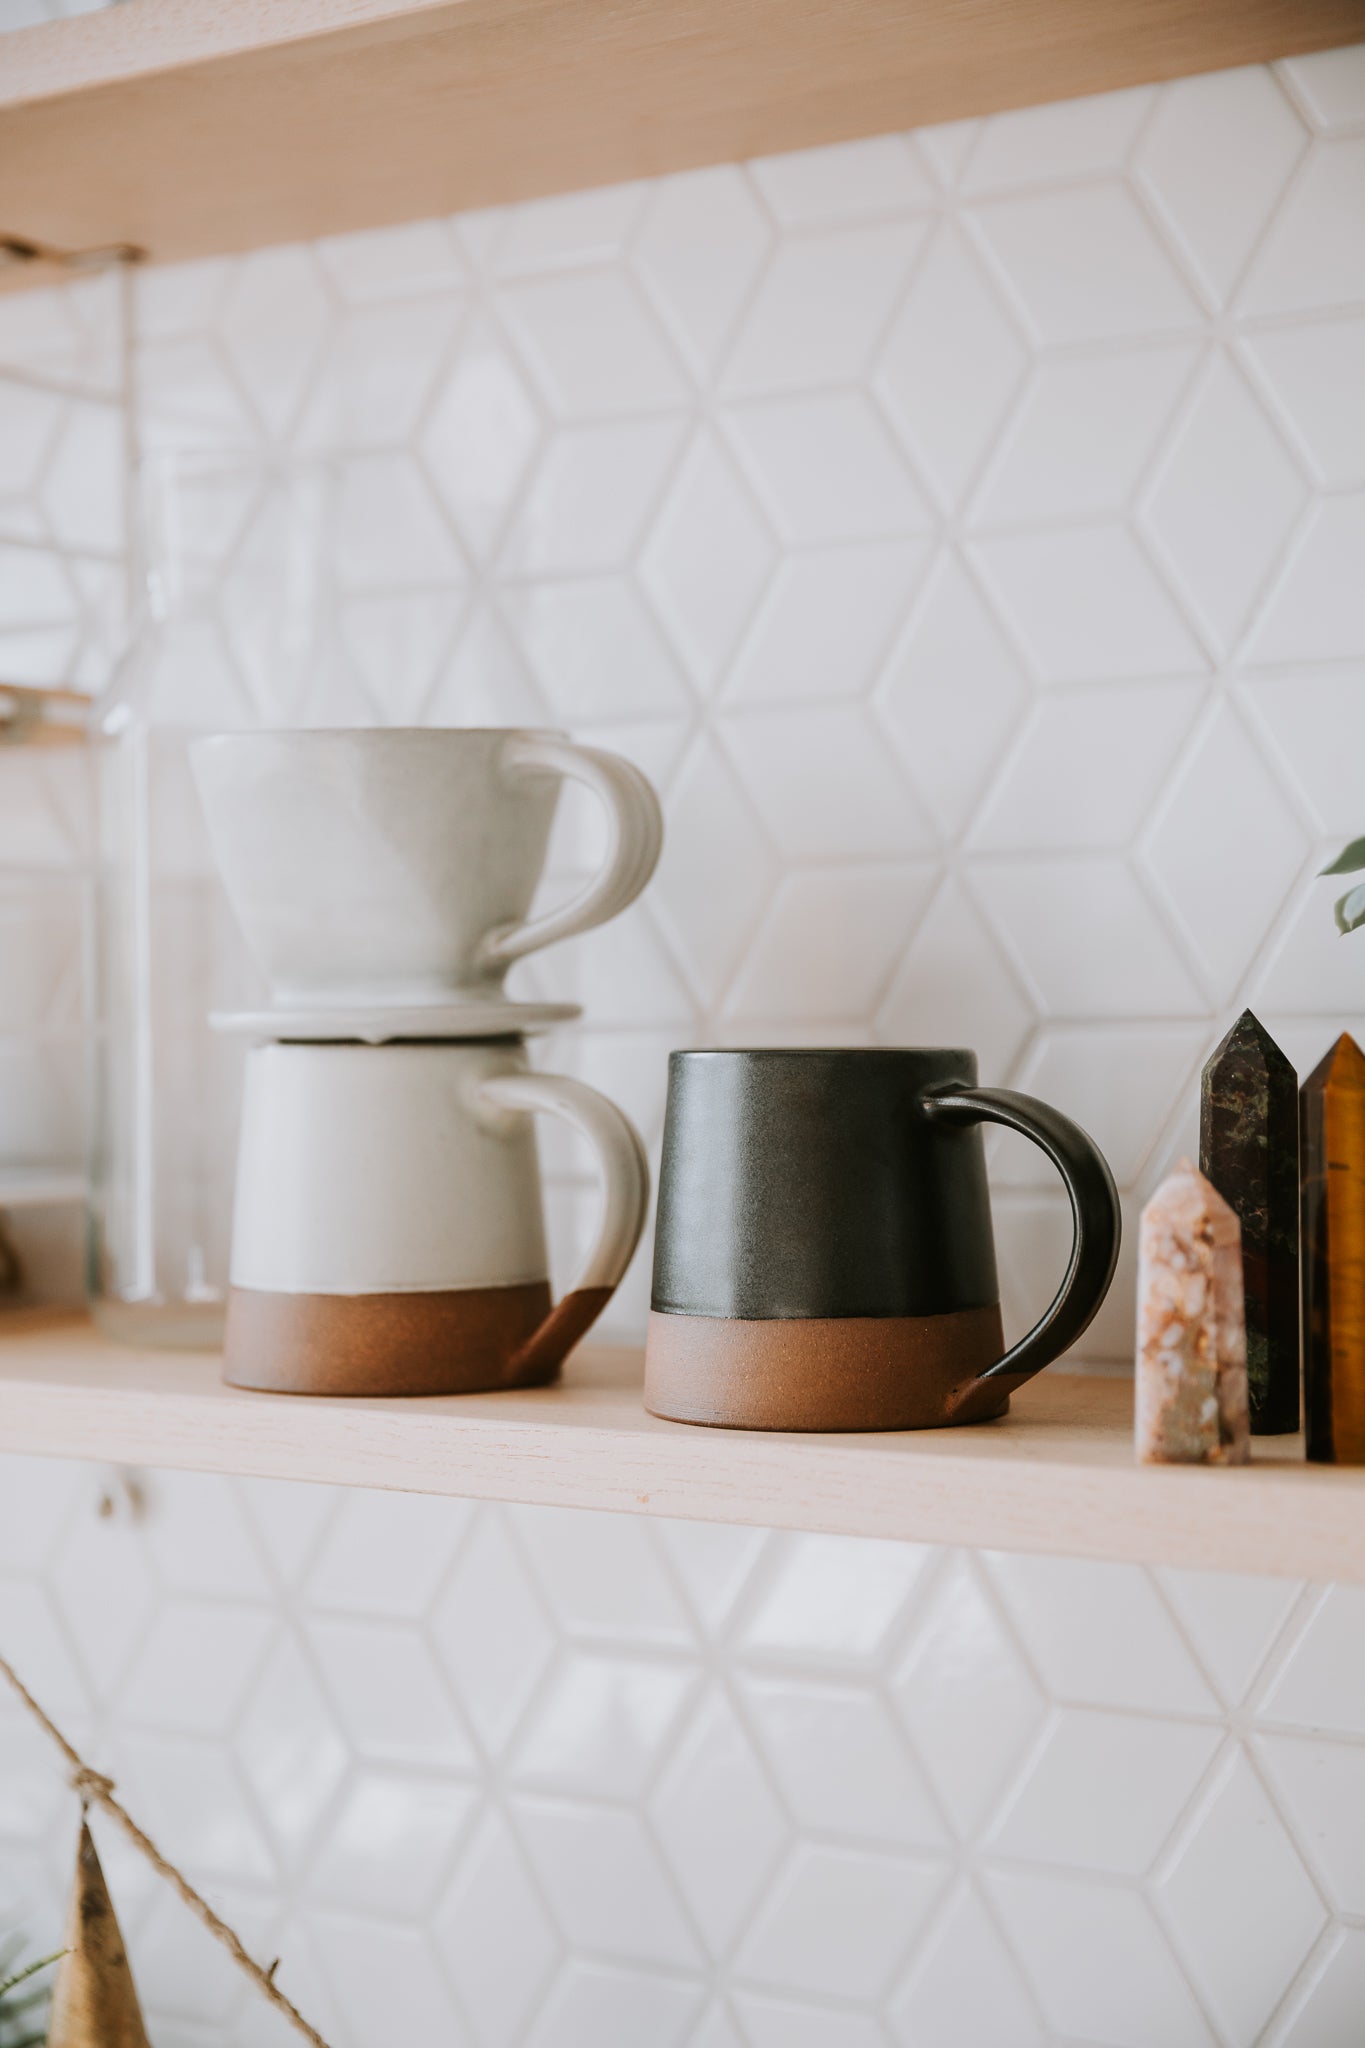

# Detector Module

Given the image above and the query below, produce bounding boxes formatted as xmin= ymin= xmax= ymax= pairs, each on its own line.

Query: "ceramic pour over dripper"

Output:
xmin=191 ymin=726 xmax=663 ymax=1014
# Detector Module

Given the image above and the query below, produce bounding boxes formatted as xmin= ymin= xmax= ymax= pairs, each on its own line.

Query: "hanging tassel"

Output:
xmin=46 ymin=1820 xmax=152 ymax=2048
xmin=0 ymin=1652 xmax=332 ymax=2048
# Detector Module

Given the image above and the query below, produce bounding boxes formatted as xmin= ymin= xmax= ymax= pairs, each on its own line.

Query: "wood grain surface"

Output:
xmin=1 ymin=0 xmax=1360 ymax=273
xmin=0 ymin=1312 xmax=1359 ymax=1582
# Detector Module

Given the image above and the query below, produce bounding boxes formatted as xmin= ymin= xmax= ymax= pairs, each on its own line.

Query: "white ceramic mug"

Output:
xmin=190 ymin=727 xmax=664 ymax=1007
xmin=223 ymin=1038 xmax=650 ymax=1395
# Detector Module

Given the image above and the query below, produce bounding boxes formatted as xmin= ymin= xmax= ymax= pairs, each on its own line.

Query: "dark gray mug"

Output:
xmin=644 ymin=1047 xmax=1120 ymax=1431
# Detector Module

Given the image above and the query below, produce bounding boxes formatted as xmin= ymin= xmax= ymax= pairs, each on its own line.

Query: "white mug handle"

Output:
xmin=478 ymin=1069 xmax=651 ymax=1382
xmin=476 ymin=736 xmax=664 ymax=974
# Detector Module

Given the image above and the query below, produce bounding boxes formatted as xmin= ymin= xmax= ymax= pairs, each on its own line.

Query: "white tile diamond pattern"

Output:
xmin=1274 ymin=1926 xmax=1365 ymax=2048
xmin=1238 ymin=136 xmax=1365 ymax=316
xmin=1143 ymin=701 xmax=1310 ymax=999
xmin=724 ymin=865 xmax=933 ymax=1025
xmin=970 ymin=678 xmax=1198 ymax=850
xmin=971 ymin=341 xmax=1198 ymax=525
xmin=723 ymin=541 xmax=927 ymax=706
xmin=719 ymin=703 xmax=932 ymax=861
xmin=4 ymin=41 xmax=1365 ymax=2045
xmin=650 ymin=1685 xmax=788 ymax=1956
xmin=220 ymin=246 xmax=332 ymax=439
xmin=1281 ymin=46 xmax=1365 ymax=129
xmin=1256 ymin=1734 xmax=1365 ymax=1915
xmin=1158 ymin=1753 xmax=1328 ymax=2046
xmin=1155 ymin=1566 xmax=1304 ymax=1707
xmin=721 ymin=220 xmax=927 ymax=394
xmin=501 ymin=269 xmax=688 ymax=418
xmin=1245 ymin=494 xmax=1365 ymax=664
xmin=634 ymin=166 xmax=772 ymax=373
xmin=971 ymin=523 xmax=1207 ymax=683
xmin=875 ymin=223 xmax=1026 ymax=511
xmin=736 ymin=1840 xmax=944 ymax=2000
xmin=1243 ymin=311 xmax=1365 ymax=489
xmin=970 ymin=183 xmax=1203 ymax=343
xmin=422 ymin=313 xmax=543 ymax=562
xmin=889 ymin=1882 xmax=1044 ymax=2047
xmin=493 ymin=184 xmax=649 ymax=276
xmin=963 ymin=86 xmax=1157 ymax=190
xmin=983 ymin=1553 xmax=1218 ymax=1713
xmin=875 ymin=550 xmax=1028 ymax=839
xmin=891 ymin=1553 xmax=1045 ymax=1839
xmin=877 ymin=874 xmax=1034 ymax=1079
xmin=1135 ymin=68 xmax=1307 ymax=308
xmin=739 ymin=1675 xmax=945 ymax=1847
xmin=751 ymin=134 xmax=936 ymax=223
xmin=987 ymin=1708 xmax=1221 ymax=1875
xmin=639 ymin=429 xmax=775 ymax=688
xmin=1142 ymin=352 xmax=1309 ymax=653
xmin=725 ymin=388 xmax=930 ymax=544
xmin=433 ymin=1810 xmax=561 ymax=2043
xmin=990 ymin=1868 xmax=1217 ymax=2048
xmin=296 ymin=295 xmax=462 ymax=450
xmin=1260 ymin=1585 xmax=1365 ymax=1738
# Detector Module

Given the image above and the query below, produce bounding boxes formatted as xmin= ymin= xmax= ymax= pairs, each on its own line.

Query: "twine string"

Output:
xmin=0 ymin=1649 xmax=333 ymax=2048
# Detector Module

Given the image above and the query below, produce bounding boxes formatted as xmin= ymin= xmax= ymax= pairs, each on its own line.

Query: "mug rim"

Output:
xmin=667 ymin=1045 xmax=977 ymax=1062
xmin=255 ymin=1033 xmax=528 ymax=1053
xmin=191 ymin=725 xmax=569 ymax=753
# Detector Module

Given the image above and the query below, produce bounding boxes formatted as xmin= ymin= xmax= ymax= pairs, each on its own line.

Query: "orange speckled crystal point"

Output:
xmin=1302 ymin=1033 xmax=1365 ymax=1465
xmin=1136 ymin=1159 xmax=1250 ymax=1466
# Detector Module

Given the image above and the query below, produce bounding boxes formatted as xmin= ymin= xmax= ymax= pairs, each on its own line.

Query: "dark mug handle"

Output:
xmin=923 ymin=1086 xmax=1121 ymax=1391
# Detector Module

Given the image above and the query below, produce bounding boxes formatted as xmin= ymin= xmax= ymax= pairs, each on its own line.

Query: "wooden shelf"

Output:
xmin=1 ymin=0 xmax=1359 ymax=281
xmin=0 ymin=1312 xmax=1360 ymax=1582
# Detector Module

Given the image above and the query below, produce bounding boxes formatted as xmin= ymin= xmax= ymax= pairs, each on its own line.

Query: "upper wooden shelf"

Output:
xmin=1 ymin=0 xmax=1360 ymax=281
xmin=1 ymin=1312 xmax=1360 ymax=1582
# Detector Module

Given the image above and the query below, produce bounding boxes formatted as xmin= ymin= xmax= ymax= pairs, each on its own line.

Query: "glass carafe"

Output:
xmin=89 ymin=457 xmax=334 ymax=1346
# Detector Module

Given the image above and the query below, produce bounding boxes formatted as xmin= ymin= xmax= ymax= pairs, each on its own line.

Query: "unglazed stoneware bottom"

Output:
xmin=224 ymin=1280 xmax=612 ymax=1396
xmin=643 ymin=1304 xmax=1011 ymax=1431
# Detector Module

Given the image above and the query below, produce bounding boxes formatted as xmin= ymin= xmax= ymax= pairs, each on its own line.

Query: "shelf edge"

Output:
xmin=0 ymin=1367 xmax=1357 ymax=1583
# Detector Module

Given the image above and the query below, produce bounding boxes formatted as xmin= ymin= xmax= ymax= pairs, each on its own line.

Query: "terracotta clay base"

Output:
xmin=224 ymin=1279 xmax=612 ymax=1396
xmin=644 ymin=1304 xmax=1013 ymax=1431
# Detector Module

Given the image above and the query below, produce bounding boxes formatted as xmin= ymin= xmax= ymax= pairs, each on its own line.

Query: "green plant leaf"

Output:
xmin=1321 ymin=836 xmax=1365 ymax=877
xmin=1335 ymin=883 xmax=1365 ymax=936
xmin=0 ymin=1951 xmax=62 ymax=2001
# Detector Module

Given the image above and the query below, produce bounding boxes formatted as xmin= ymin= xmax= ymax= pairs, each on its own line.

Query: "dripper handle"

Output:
xmin=477 ymin=736 xmax=663 ymax=973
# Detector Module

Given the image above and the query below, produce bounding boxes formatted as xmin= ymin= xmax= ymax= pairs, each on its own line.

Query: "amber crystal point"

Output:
xmin=1301 ymin=1032 xmax=1365 ymax=1465
xmin=47 ymin=1821 xmax=152 ymax=2048
xmin=1200 ymin=1008 xmax=1300 ymax=1433
xmin=1136 ymin=1157 xmax=1250 ymax=1466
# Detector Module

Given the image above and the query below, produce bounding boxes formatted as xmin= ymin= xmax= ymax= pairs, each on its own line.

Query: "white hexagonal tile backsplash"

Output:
xmin=2 ymin=36 xmax=1365 ymax=2047
xmin=3 ymin=1458 xmax=1364 ymax=2048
